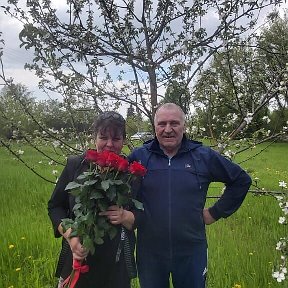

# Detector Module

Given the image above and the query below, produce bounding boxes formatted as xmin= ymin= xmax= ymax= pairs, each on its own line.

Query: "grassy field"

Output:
xmin=0 ymin=142 xmax=287 ymax=288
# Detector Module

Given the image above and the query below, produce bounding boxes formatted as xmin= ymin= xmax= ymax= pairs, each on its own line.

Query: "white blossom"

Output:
xmin=17 ymin=150 xmax=24 ymax=155
xmin=278 ymin=216 xmax=286 ymax=224
xmin=244 ymin=113 xmax=253 ymax=124
xmin=279 ymin=181 xmax=287 ymax=189
xmin=282 ymin=202 xmax=288 ymax=215
xmin=52 ymin=170 xmax=58 ymax=175
xmin=52 ymin=141 xmax=60 ymax=148
xmin=272 ymin=271 xmax=286 ymax=282
xmin=262 ymin=116 xmax=271 ymax=123
xmin=276 ymin=240 xmax=286 ymax=250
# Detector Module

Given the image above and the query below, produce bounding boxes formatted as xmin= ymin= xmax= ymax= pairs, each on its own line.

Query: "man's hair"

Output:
xmin=154 ymin=103 xmax=186 ymax=124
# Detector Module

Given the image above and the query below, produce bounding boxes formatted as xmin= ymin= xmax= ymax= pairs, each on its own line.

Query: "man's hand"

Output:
xmin=203 ymin=208 xmax=216 ymax=225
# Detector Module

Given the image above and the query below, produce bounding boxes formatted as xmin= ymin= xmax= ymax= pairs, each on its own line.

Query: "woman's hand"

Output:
xmin=99 ymin=205 xmax=135 ymax=230
xmin=61 ymin=227 xmax=89 ymax=261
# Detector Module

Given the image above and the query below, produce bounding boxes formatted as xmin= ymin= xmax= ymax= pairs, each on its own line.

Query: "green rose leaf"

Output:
xmin=101 ymin=180 xmax=111 ymax=191
xmin=132 ymin=199 xmax=144 ymax=210
xmin=84 ymin=179 xmax=98 ymax=186
xmin=65 ymin=181 xmax=82 ymax=190
xmin=108 ymin=226 xmax=117 ymax=240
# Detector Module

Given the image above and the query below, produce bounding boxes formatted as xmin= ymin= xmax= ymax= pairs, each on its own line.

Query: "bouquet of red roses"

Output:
xmin=60 ymin=149 xmax=146 ymax=287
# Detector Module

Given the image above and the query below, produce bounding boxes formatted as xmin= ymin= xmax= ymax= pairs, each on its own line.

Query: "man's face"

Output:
xmin=154 ymin=107 xmax=185 ymax=156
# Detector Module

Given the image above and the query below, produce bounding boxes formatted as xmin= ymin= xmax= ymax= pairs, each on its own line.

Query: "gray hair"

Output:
xmin=154 ymin=103 xmax=186 ymax=124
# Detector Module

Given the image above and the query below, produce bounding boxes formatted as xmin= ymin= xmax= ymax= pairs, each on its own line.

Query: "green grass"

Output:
xmin=0 ymin=142 xmax=287 ymax=288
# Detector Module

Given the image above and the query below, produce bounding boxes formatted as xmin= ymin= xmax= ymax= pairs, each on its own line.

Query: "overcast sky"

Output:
xmin=0 ymin=1 xmax=287 ymax=104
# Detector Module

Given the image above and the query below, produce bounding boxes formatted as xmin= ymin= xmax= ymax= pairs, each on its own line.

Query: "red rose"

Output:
xmin=118 ymin=157 xmax=129 ymax=172
xmin=105 ymin=151 xmax=121 ymax=168
xmin=128 ymin=161 xmax=147 ymax=177
xmin=85 ymin=149 xmax=99 ymax=162
xmin=95 ymin=150 xmax=110 ymax=167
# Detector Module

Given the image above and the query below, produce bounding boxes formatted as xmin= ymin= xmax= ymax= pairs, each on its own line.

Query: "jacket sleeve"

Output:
xmin=207 ymin=149 xmax=252 ymax=221
xmin=47 ymin=156 xmax=78 ymax=238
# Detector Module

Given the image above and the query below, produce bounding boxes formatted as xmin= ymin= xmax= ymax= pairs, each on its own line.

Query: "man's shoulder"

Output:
xmin=129 ymin=142 xmax=153 ymax=161
xmin=185 ymin=139 xmax=218 ymax=157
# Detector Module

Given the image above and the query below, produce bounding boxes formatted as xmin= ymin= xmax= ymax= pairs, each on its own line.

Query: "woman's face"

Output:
xmin=95 ymin=128 xmax=124 ymax=155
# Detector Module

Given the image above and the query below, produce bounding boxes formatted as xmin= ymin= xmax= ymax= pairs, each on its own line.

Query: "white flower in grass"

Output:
xmin=279 ymin=181 xmax=287 ymax=189
xmin=283 ymin=203 xmax=288 ymax=215
xmin=276 ymin=240 xmax=286 ymax=250
xmin=275 ymin=196 xmax=284 ymax=201
xmin=278 ymin=216 xmax=286 ymax=224
xmin=52 ymin=170 xmax=58 ymax=175
xmin=281 ymin=267 xmax=287 ymax=274
xmin=273 ymin=271 xmax=286 ymax=282
xmin=18 ymin=150 xmax=24 ymax=155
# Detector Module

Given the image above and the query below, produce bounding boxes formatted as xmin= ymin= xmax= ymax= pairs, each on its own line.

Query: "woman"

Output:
xmin=48 ymin=111 xmax=136 ymax=288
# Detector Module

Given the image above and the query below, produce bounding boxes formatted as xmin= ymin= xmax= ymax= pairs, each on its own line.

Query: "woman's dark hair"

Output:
xmin=92 ymin=111 xmax=126 ymax=139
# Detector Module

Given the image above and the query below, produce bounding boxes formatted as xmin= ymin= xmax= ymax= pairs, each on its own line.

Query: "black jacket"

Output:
xmin=48 ymin=154 xmax=136 ymax=286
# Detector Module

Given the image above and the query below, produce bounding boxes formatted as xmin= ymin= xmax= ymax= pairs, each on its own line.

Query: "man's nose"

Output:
xmin=164 ymin=124 xmax=172 ymax=133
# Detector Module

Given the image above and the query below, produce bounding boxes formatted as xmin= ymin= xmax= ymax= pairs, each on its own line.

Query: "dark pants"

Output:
xmin=137 ymin=243 xmax=207 ymax=288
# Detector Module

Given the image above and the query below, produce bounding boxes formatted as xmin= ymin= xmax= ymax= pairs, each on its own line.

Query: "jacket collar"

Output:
xmin=144 ymin=134 xmax=202 ymax=156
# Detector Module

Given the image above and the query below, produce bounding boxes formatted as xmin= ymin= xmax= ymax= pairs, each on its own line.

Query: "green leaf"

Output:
xmin=94 ymin=235 xmax=104 ymax=245
xmin=73 ymin=203 xmax=82 ymax=211
xmin=76 ymin=171 xmax=93 ymax=180
xmin=69 ymin=188 xmax=82 ymax=196
xmin=69 ymin=230 xmax=78 ymax=238
xmin=98 ymin=200 xmax=109 ymax=211
xmin=84 ymin=179 xmax=98 ymax=186
xmin=111 ymin=179 xmax=123 ymax=185
xmin=132 ymin=199 xmax=144 ymax=210
xmin=101 ymin=179 xmax=110 ymax=191
xmin=65 ymin=181 xmax=82 ymax=190
xmin=61 ymin=218 xmax=74 ymax=232
xmin=116 ymin=192 xmax=129 ymax=206
xmin=90 ymin=190 xmax=103 ymax=200
xmin=82 ymin=235 xmax=94 ymax=253
xmin=106 ymin=185 xmax=117 ymax=201
xmin=107 ymin=226 xmax=117 ymax=240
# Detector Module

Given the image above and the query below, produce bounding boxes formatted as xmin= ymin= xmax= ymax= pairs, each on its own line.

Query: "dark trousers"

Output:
xmin=137 ymin=242 xmax=207 ymax=288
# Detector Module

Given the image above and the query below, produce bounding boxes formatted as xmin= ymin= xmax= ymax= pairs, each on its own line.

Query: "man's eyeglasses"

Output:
xmin=98 ymin=111 xmax=125 ymax=123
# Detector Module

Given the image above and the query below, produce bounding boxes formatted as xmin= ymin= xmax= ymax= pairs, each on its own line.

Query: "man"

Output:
xmin=129 ymin=103 xmax=251 ymax=288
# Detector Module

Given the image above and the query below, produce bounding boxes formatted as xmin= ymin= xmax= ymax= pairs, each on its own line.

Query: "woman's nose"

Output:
xmin=106 ymin=138 xmax=114 ymax=146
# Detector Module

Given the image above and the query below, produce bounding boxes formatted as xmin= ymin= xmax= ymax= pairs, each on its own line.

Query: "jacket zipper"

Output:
xmin=168 ymin=156 xmax=172 ymax=259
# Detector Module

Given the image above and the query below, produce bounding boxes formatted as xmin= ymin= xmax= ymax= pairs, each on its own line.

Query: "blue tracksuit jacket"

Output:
xmin=128 ymin=136 xmax=251 ymax=257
